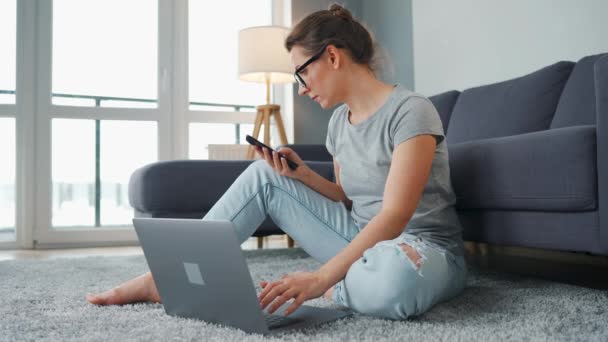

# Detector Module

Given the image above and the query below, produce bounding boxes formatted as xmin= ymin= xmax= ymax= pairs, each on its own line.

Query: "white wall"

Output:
xmin=361 ymin=0 xmax=414 ymax=88
xmin=412 ymin=0 xmax=608 ymax=96
xmin=290 ymin=0 xmax=335 ymax=144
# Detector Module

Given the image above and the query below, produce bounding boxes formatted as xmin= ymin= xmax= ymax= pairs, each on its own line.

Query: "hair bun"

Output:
xmin=329 ymin=4 xmax=353 ymax=20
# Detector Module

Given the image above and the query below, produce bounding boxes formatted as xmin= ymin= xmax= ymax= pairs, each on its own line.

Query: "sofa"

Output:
xmin=129 ymin=53 xmax=608 ymax=255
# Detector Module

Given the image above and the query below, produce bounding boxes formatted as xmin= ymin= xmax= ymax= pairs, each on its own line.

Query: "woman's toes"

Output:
xmin=86 ymin=288 xmax=123 ymax=305
xmin=85 ymin=293 xmax=101 ymax=304
xmin=86 ymin=273 xmax=160 ymax=306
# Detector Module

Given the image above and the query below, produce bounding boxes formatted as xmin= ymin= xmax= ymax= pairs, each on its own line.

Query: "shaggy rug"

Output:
xmin=1 ymin=248 xmax=606 ymax=341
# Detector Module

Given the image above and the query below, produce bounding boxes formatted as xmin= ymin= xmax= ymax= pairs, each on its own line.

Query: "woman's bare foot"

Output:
xmin=86 ymin=272 xmax=161 ymax=305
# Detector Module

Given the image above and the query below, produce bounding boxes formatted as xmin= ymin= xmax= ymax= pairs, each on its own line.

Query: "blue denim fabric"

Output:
xmin=203 ymin=160 xmax=467 ymax=320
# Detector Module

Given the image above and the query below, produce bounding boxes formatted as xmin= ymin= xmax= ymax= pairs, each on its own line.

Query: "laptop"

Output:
xmin=132 ymin=218 xmax=352 ymax=334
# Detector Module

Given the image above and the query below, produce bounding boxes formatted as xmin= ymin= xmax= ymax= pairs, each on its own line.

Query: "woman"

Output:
xmin=87 ymin=4 xmax=467 ymax=320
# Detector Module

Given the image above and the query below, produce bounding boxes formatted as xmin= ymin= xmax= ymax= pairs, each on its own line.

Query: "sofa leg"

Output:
xmin=257 ymin=236 xmax=264 ymax=249
xmin=287 ymin=235 xmax=295 ymax=248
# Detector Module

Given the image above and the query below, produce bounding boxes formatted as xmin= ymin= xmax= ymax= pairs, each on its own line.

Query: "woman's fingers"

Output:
xmin=284 ymin=293 xmax=306 ymax=316
xmin=280 ymin=156 xmax=290 ymax=172
xmin=261 ymin=148 xmax=283 ymax=172
xmin=272 ymin=151 xmax=282 ymax=171
xmin=262 ymin=147 xmax=271 ymax=164
xmin=255 ymin=146 xmax=299 ymax=177
xmin=253 ymin=146 xmax=262 ymax=160
xmin=258 ymin=280 xmax=283 ymax=302
xmin=257 ymin=280 xmax=275 ymax=300
xmin=277 ymin=147 xmax=303 ymax=165
xmin=267 ymin=288 xmax=297 ymax=314
xmin=260 ymin=282 xmax=289 ymax=309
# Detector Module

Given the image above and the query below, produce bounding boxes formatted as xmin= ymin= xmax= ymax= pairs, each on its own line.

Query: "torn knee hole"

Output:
xmin=399 ymin=243 xmax=423 ymax=268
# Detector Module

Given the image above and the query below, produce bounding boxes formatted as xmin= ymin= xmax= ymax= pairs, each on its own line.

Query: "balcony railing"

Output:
xmin=0 ymin=89 xmax=255 ymax=227
xmin=0 ymin=88 xmax=255 ymax=145
xmin=0 ymin=89 xmax=254 ymax=114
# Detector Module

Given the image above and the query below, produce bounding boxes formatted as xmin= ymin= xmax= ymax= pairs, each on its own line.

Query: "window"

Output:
xmin=99 ymin=121 xmax=157 ymax=225
xmin=0 ymin=0 xmax=16 ymax=243
xmin=188 ymin=0 xmax=271 ymax=108
xmin=4 ymin=1 xmax=288 ymax=248
xmin=0 ymin=118 xmax=16 ymax=241
xmin=187 ymin=1 xmax=276 ymax=157
xmin=0 ymin=0 xmax=16 ymax=104
xmin=51 ymin=119 xmax=157 ymax=228
xmin=52 ymin=0 xmax=157 ymax=108
xmin=45 ymin=0 xmax=161 ymax=234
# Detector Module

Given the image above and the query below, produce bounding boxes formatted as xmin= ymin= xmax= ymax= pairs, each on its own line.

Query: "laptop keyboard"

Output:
xmin=264 ymin=313 xmax=302 ymax=329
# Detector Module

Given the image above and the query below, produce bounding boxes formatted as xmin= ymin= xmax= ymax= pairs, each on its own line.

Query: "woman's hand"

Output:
xmin=258 ymin=271 xmax=330 ymax=316
xmin=254 ymin=146 xmax=307 ymax=180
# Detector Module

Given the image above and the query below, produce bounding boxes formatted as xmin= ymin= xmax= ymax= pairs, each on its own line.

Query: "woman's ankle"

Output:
xmin=143 ymin=272 xmax=161 ymax=303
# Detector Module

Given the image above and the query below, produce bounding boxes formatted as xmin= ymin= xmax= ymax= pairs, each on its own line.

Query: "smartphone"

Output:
xmin=245 ymin=135 xmax=299 ymax=170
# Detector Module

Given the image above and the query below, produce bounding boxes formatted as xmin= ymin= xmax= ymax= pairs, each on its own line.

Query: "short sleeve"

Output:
xmin=391 ymin=96 xmax=445 ymax=148
xmin=325 ymin=108 xmax=341 ymax=156
xmin=325 ymin=131 xmax=335 ymax=156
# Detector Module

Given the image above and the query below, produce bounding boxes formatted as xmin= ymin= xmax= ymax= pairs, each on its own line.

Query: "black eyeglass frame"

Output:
xmin=294 ymin=45 xmax=328 ymax=88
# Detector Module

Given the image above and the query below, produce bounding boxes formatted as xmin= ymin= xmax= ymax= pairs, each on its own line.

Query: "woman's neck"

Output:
xmin=342 ymin=69 xmax=395 ymax=124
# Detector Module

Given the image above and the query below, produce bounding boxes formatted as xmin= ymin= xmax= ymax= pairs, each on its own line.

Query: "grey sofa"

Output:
xmin=129 ymin=53 xmax=608 ymax=255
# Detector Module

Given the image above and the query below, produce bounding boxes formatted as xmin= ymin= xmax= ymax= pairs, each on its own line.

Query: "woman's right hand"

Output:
xmin=254 ymin=146 xmax=308 ymax=180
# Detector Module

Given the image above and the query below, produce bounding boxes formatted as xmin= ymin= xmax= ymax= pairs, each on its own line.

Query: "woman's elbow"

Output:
xmin=379 ymin=209 xmax=412 ymax=236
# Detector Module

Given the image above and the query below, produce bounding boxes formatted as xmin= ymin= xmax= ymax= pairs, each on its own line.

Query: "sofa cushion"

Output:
xmin=281 ymin=144 xmax=332 ymax=162
xmin=446 ymin=61 xmax=575 ymax=144
xmin=428 ymin=90 xmax=460 ymax=134
xmin=429 ymin=90 xmax=460 ymax=134
xmin=448 ymin=125 xmax=597 ymax=211
xmin=550 ymin=53 xmax=607 ymax=129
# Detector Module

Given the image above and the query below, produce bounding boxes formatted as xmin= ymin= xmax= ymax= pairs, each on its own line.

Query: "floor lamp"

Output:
xmin=238 ymin=26 xmax=295 ymax=160
xmin=238 ymin=26 xmax=296 ymax=248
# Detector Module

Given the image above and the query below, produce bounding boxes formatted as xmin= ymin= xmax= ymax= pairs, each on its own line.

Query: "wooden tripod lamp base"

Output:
xmin=246 ymin=104 xmax=289 ymax=159
xmin=246 ymin=104 xmax=295 ymax=249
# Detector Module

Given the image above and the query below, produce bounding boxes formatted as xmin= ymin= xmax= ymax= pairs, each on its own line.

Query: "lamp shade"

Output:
xmin=238 ymin=26 xmax=294 ymax=84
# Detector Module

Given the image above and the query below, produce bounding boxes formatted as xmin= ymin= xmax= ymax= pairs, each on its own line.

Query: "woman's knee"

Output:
xmin=247 ymin=159 xmax=271 ymax=174
xmin=243 ymin=159 xmax=278 ymax=182
xmin=339 ymin=245 xmax=421 ymax=319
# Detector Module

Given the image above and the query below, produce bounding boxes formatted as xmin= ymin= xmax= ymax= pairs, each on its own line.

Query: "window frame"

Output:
xmin=2 ymin=0 xmax=292 ymax=249
xmin=0 ymin=0 xmax=21 ymax=249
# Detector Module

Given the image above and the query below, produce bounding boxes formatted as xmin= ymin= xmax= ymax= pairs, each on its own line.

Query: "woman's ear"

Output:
xmin=326 ymin=45 xmax=341 ymax=69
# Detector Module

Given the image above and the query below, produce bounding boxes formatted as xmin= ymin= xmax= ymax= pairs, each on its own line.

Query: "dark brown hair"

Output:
xmin=285 ymin=4 xmax=375 ymax=71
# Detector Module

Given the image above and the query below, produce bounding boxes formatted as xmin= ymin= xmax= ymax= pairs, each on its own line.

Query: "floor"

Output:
xmin=0 ymin=235 xmax=293 ymax=261
xmin=1 ymin=236 xmax=607 ymax=290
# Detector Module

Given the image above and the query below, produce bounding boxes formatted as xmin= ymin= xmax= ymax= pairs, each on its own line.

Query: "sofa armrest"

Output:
xmin=278 ymin=144 xmax=332 ymax=162
xmin=448 ymin=125 xmax=597 ymax=211
xmin=595 ymin=55 xmax=608 ymax=254
xmin=429 ymin=90 xmax=460 ymax=133
xmin=128 ymin=159 xmax=335 ymax=215
xmin=128 ymin=160 xmax=253 ymax=214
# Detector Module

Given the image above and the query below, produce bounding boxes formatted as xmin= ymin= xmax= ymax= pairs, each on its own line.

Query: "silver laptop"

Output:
xmin=132 ymin=218 xmax=352 ymax=334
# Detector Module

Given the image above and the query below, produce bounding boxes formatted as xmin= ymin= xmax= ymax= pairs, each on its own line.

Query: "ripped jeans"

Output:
xmin=203 ymin=160 xmax=467 ymax=320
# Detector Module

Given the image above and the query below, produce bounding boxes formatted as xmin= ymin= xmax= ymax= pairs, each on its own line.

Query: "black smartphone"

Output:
xmin=245 ymin=135 xmax=299 ymax=170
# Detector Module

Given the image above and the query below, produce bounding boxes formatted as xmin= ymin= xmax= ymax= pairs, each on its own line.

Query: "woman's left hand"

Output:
xmin=258 ymin=271 xmax=329 ymax=316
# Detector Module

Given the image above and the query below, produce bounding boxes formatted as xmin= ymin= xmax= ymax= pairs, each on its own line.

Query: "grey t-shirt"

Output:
xmin=325 ymin=84 xmax=464 ymax=256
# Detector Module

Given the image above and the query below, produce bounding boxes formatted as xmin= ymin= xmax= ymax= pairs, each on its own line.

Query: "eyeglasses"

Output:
xmin=294 ymin=45 xmax=327 ymax=88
